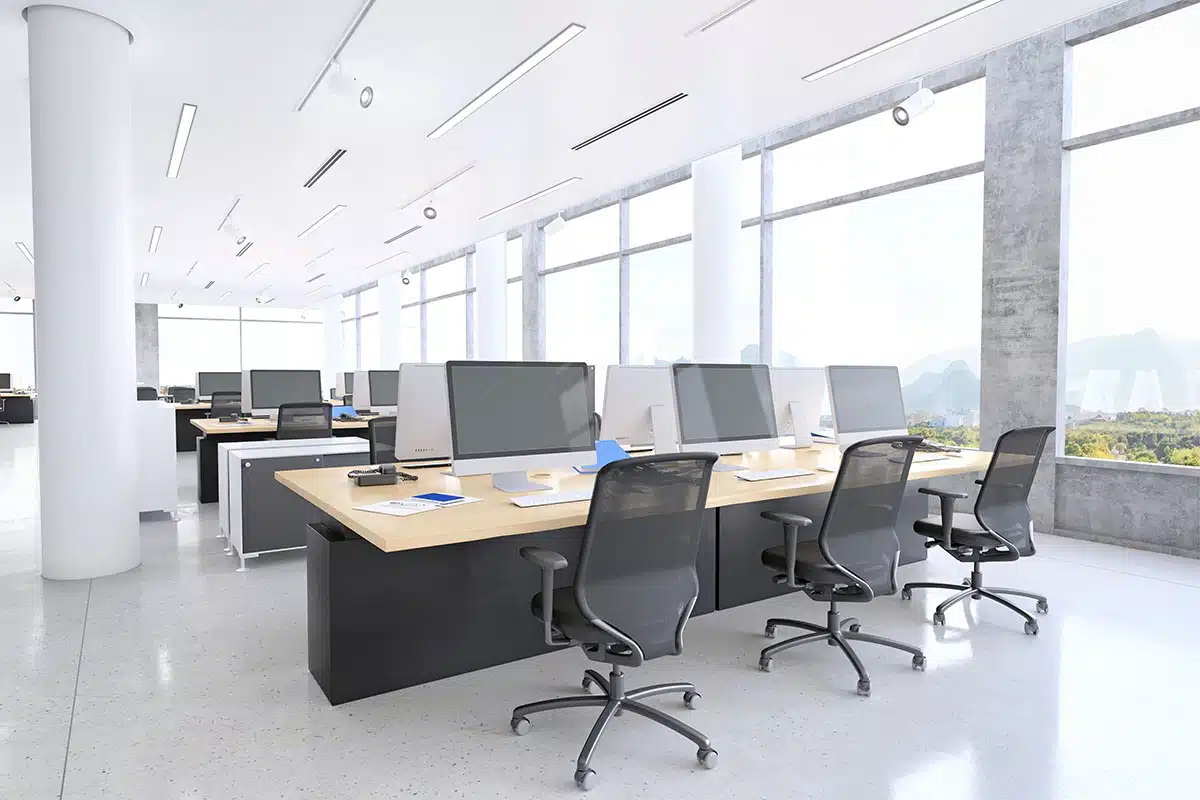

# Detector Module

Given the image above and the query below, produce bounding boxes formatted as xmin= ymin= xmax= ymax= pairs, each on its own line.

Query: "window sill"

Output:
xmin=1056 ymin=455 xmax=1200 ymax=479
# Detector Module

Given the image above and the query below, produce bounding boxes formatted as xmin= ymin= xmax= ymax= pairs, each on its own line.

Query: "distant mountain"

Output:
xmin=903 ymin=360 xmax=980 ymax=416
xmin=902 ymin=347 xmax=980 ymax=385
xmin=1066 ymin=329 xmax=1200 ymax=410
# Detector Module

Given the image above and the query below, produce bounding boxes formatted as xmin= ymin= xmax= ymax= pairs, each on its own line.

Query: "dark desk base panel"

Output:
xmin=0 ymin=395 xmax=36 ymax=424
xmin=174 ymin=408 xmax=211 ymax=452
xmin=197 ymin=428 xmax=365 ymax=504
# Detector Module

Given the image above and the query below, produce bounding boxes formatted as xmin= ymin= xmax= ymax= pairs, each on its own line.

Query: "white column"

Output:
xmin=377 ymin=273 xmax=404 ymax=367
xmin=322 ymin=296 xmax=342 ymax=390
xmin=474 ymin=234 xmax=508 ymax=359
xmin=28 ymin=5 xmax=138 ymax=580
xmin=692 ymin=146 xmax=742 ymax=362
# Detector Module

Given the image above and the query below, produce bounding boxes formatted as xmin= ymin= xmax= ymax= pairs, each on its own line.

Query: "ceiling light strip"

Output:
xmin=15 ymin=242 xmax=34 ymax=264
xmin=397 ymin=164 xmax=476 ymax=211
xmin=304 ymin=148 xmax=347 ymax=188
xmin=204 ymin=280 xmax=215 ymax=290
xmin=479 ymin=176 xmax=582 ymax=221
xmin=298 ymin=205 xmax=347 ymax=239
xmin=236 ymin=241 xmax=254 ymax=257
xmin=383 ymin=225 xmax=422 ymax=245
xmin=305 ymin=284 xmax=331 ymax=296
xmin=803 ymin=0 xmax=1005 ymax=82
xmin=305 ymin=272 xmax=327 ymax=284
xmin=571 ymin=93 xmax=689 ymax=151
xmin=217 ymin=196 xmax=241 ymax=231
xmin=166 ymin=103 xmax=198 ymax=178
xmin=245 ymin=262 xmax=269 ymax=279
xmin=686 ymin=0 xmax=759 ymax=36
xmin=295 ymin=0 xmax=379 ymax=112
xmin=139 ymin=272 xmax=149 ymax=287
xmin=365 ymin=251 xmax=410 ymax=270
xmin=428 ymin=23 xmax=586 ymax=139
xmin=186 ymin=260 xmax=198 ymax=276
xmin=305 ymin=248 xmax=335 ymax=268
xmin=148 ymin=226 xmax=163 ymax=254
xmin=218 ymin=291 xmax=231 ymax=300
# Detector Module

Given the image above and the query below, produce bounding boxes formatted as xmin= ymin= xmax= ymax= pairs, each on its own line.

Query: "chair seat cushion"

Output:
xmin=761 ymin=541 xmax=844 ymax=584
xmin=913 ymin=513 xmax=999 ymax=549
xmin=531 ymin=586 xmax=600 ymax=644
xmin=531 ymin=585 xmax=684 ymax=660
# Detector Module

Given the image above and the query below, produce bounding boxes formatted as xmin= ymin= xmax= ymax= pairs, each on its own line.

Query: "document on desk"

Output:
xmin=356 ymin=496 xmax=481 ymax=518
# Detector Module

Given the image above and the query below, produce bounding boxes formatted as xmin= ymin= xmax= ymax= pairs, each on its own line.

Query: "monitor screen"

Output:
xmin=368 ymin=370 xmax=398 ymax=406
xmin=197 ymin=371 xmax=241 ymax=396
xmin=344 ymin=372 xmax=355 ymax=393
xmin=673 ymin=364 xmax=777 ymax=444
xmin=446 ymin=362 xmax=594 ymax=460
xmin=249 ymin=370 xmax=322 ymax=410
xmin=0 ymin=373 xmax=10 ymax=391
xmin=826 ymin=365 xmax=908 ymax=434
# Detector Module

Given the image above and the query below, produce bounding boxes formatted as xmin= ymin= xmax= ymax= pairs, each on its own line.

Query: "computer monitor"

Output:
xmin=395 ymin=363 xmax=451 ymax=462
xmin=363 ymin=370 xmax=399 ymax=414
xmin=0 ymin=373 xmax=11 ymax=391
xmin=770 ymin=367 xmax=826 ymax=449
xmin=446 ymin=361 xmax=595 ymax=492
xmin=195 ymin=371 xmax=241 ymax=400
xmin=335 ymin=371 xmax=354 ymax=397
xmin=825 ymin=365 xmax=908 ymax=450
xmin=241 ymin=369 xmax=323 ymax=416
xmin=600 ymin=365 xmax=679 ymax=453
xmin=671 ymin=363 xmax=777 ymax=471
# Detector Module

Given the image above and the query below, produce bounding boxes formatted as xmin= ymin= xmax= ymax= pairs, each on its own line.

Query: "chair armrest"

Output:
xmin=917 ymin=488 xmax=964 ymax=550
xmin=760 ymin=512 xmax=812 ymax=590
xmin=519 ymin=547 xmax=570 ymax=647
xmin=918 ymin=487 xmax=969 ymax=501
xmin=975 ymin=479 xmax=984 ymax=486
xmin=760 ymin=511 xmax=813 ymax=528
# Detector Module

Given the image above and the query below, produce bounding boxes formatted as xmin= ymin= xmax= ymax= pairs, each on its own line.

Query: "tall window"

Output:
xmin=242 ymin=306 xmax=323 ymax=370
xmin=507 ymin=235 xmax=523 ymax=359
xmin=159 ymin=304 xmax=240 ymax=386
xmin=1064 ymin=10 xmax=1200 ymax=466
xmin=545 ymin=260 xmax=619 ymax=400
xmin=629 ymin=179 xmax=692 ymax=248
xmin=0 ymin=298 xmax=35 ymax=389
xmin=628 ymin=242 xmax=693 ymax=365
xmin=425 ymin=295 xmax=467 ymax=363
xmin=546 ymin=205 xmax=619 ymax=268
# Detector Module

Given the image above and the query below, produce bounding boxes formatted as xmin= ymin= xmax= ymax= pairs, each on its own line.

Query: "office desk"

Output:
xmin=277 ymin=445 xmax=991 ymax=705
xmin=172 ymin=403 xmax=211 ymax=452
xmin=0 ymin=393 xmax=36 ymax=424
xmin=190 ymin=416 xmax=376 ymax=504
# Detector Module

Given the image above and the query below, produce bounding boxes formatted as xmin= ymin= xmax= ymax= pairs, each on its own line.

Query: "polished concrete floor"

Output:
xmin=2 ymin=421 xmax=1199 ymax=798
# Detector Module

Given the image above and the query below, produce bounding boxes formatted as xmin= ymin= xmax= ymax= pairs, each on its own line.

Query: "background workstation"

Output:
xmin=4 ymin=0 xmax=1200 ymax=797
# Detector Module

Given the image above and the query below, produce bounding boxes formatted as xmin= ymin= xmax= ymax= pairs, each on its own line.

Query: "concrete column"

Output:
xmin=377 ymin=273 xmax=404 ymax=368
xmin=134 ymin=303 xmax=159 ymax=387
xmin=692 ymin=146 xmax=742 ymax=362
xmin=980 ymin=30 xmax=1067 ymax=531
xmin=521 ymin=223 xmax=545 ymax=360
xmin=474 ymin=234 xmax=507 ymax=359
xmin=322 ymin=296 xmax=342 ymax=391
xmin=28 ymin=4 xmax=138 ymax=579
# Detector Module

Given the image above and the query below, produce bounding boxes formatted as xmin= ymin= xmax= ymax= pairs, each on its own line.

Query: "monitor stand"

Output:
xmin=712 ymin=462 xmax=748 ymax=472
xmin=649 ymin=404 xmax=679 ymax=454
xmin=781 ymin=402 xmax=814 ymax=450
xmin=492 ymin=471 xmax=552 ymax=493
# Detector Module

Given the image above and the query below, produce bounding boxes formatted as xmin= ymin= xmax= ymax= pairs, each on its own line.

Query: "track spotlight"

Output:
xmin=893 ymin=87 xmax=935 ymax=126
xmin=422 ymin=205 xmax=438 ymax=220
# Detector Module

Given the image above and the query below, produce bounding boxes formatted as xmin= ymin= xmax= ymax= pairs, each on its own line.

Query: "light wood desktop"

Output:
xmin=191 ymin=415 xmax=374 ymax=436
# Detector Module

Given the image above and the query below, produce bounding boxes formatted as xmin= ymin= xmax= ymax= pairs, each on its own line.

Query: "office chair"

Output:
xmin=592 ymin=411 xmax=602 ymax=440
xmin=902 ymin=426 xmax=1055 ymax=635
xmin=757 ymin=436 xmax=926 ymax=697
xmin=209 ymin=391 xmax=242 ymax=417
xmin=167 ymin=386 xmax=195 ymax=404
xmin=367 ymin=416 xmax=397 ymax=464
xmin=136 ymin=385 xmax=158 ymax=401
xmin=275 ymin=402 xmax=332 ymax=440
xmin=510 ymin=453 xmax=720 ymax=790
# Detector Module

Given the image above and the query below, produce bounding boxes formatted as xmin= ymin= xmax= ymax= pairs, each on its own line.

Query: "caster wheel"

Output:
xmin=758 ymin=656 xmax=773 ymax=673
xmin=962 ymin=578 xmax=971 ymax=587
xmin=574 ymin=768 xmax=596 ymax=791
xmin=900 ymin=588 xmax=912 ymax=600
xmin=697 ymin=748 xmax=718 ymax=769
xmin=764 ymin=624 xmax=776 ymax=639
xmin=511 ymin=716 xmax=531 ymax=736
xmin=1036 ymin=600 xmax=1049 ymax=615
xmin=932 ymin=612 xmax=946 ymax=626
xmin=912 ymin=655 xmax=927 ymax=672
xmin=1024 ymin=620 xmax=1039 ymax=636
xmin=848 ymin=623 xmax=861 ymax=633
xmin=856 ymin=680 xmax=871 ymax=697
xmin=683 ymin=691 xmax=700 ymax=709
xmin=582 ymin=676 xmax=596 ymax=693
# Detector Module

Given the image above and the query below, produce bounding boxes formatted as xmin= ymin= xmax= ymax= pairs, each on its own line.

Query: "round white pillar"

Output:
xmin=473 ymin=234 xmax=508 ymax=359
xmin=27 ymin=5 xmax=140 ymax=580
xmin=692 ymin=146 xmax=743 ymax=363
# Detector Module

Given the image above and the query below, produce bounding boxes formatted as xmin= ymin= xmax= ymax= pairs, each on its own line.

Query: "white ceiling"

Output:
xmin=0 ymin=0 xmax=1118 ymax=308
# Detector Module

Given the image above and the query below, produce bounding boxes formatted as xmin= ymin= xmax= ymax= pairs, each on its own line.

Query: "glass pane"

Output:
xmin=1064 ymin=122 xmax=1200 ymax=466
xmin=773 ymin=79 xmax=986 ymax=212
xmin=735 ymin=225 xmax=761 ymax=363
xmin=0 ymin=311 xmax=35 ymax=388
xmin=507 ymin=236 xmax=523 ymax=279
xmin=242 ymin=321 xmax=324 ymax=370
xmin=159 ymin=303 xmax=239 ymax=320
xmin=741 ymin=154 xmax=762 ymax=220
xmin=425 ymin=294 xmax=467 ymax=363
xmin=507 ymin=280 xmax=523 ymax=359
xmin=629 ymin=243 xmax=694 ymax=365
xmin=358 ymin=287 xmax=380 ymax=317
xmin=160 ymin=318 xmax=240 ymax=386
xmin=342 ymin=319 xmax=357 ymax=371
xmin=400 ymin=306 xmax=421 ymax=363
xmin=425 ymin=257 xmax=467 ymax=299
xmin=545 ymin=260 xmax=619 ymax=400
xmin=360 ymin=314 xmax=380 ymax=369
xmin=241 ymin=306 xmax=321 ymax=322
xmin=545 ymin=204 xmax=619 ymax=269
xmin=629 ymin=180 xmax=693 ymax=248
xmin=773 ymin=174 xmax=983 ymax=446
xmin=340 ymin=295 xmax=356 ymax=321
xmin=1070 ymin=4 xmax=1200 ymax=136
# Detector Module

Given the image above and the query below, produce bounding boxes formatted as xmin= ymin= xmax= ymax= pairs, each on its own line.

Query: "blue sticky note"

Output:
xmin=575 ymin=440 xmax=630 ymax=474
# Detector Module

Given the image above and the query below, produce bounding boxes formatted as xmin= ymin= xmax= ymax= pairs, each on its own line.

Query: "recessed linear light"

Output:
xmin=169 ymin=291 xmax=178 ymax=301
xmin=236 ymin=241 xmax=253 ymax=257
xmin=803 ymin=0 xmax=1005 ymax=82
xmin=148 ymin=226 xmax=162 ymax=254
xmin=571 ymin=93 xmax=688 ymax=151
xmin=204 ymin=280 xmax=215 ymax=290
xmin=298 ymin=204 xmax=347 ymax=239
xmin=218 ymin=291 xmax=231 ymax=300
xmin=166 ymin=103 xmax=198 ymax=178
xmin=686 ymin=0 xmax=759 ymax=36
xmin=304 ymin=148 xmax=347 ymax=189
xmin=428 ymin=23 xmax=585 ymax=139
xmin=479 ymin=177 xmax=582 ymax=221
xmin=186 ymin=261 xmax=198 ymax=276
xmin=295 ymin=0 xmax=378 ymax=112
xmin=305 ymin=272 xmax=327 ymax=284
xmin=397 ymin=164 xmax=475 ymax=211
xmin=305 ymin=283 xmax=331 ymax=297
xmin=245 ymin=262 xmax=269 ymax=279
xmin=15 ymin=242 xmax=33 ymax=264
xmin=140 ymin=272 xmax=149 ymax=287
xmin=217 ymin=196 xmax=241 ymax=231
xmin=364 ymin=251 xmax=410 ymax=271
xmin=383 ymin=225 xmax=422 ymax=245
xmin=305 ymin=248 xmax=335 ymax=268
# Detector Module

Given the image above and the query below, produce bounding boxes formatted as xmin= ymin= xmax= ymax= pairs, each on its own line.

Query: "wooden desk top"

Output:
xmin=173 ymin=403 xmax=211 ymax=411
xmin=0 ymin=392 xmax=35 ymax=398
xmin=276 ymin=445 xmax=992 ymax=554
xmin=191 ymin=415 xmax=375 ymax=435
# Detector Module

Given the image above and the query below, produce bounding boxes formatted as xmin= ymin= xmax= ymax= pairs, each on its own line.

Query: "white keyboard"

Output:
xmin=511 ymin=490 xmax=592 ymax=508
xmin=736 ymin=468 xmax=816 ymax=482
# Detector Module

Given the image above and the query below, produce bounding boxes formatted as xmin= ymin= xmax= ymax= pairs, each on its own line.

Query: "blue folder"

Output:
xmin=574 ymin=440 xmax=631 ymax=474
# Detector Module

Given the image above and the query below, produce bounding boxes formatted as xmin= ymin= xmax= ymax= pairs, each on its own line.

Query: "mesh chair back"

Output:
xmin=574 ymin=453 xmax=718 ymax=662
xmin=168 ymin=386 xmax=196 ymax=404
xmin=818 ymin=436 xmax=922 ymax=598
xmin=368 ymin=416 xmax=397 ymax=463
xmin=210 ymin=391 xmax=242 ymax=416
xmin=975 ymin=426 xmax=1054 ymax=557
xmin=276 ymin=402 xmax=332 ymax=440
xmin=136 ymin=386 xmax=158 ymax=401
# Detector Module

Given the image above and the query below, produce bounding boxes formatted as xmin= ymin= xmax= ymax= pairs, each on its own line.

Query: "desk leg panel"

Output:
xmin=175 ymin=409 xmax=208 ymax=452
xmin=196 ymin=432 xmax=271 ymax=504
